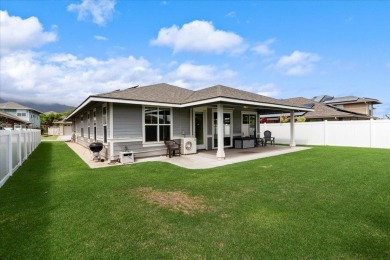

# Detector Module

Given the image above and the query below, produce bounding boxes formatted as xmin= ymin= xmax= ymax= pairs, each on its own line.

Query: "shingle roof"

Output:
xmin=0 ymin=101 xmax=32 ymax=110
xmin=0 ymin=101 xmax=42 ymax=114
xmin=285 ymin=97 xmax=370 ymax=119
xmin=95 ymin=83 xmax=194 ymax=104
xmin=322 ymin=96 xmax=381 ymax=105
xmin=95 ymin=83 xmax=306 ymax=109
xmin=184 ymin=85 xmax=302 ymax=107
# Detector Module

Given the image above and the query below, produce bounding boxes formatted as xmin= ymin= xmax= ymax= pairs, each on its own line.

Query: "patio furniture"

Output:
xmin=164 ymin=140 xmax=181 ymax=158
xmin=251 ymin=130 xmax=264 ymax=147
xmin=263 ymin=130 xmax=275 ymax=146
xmin=256 ymin=137 xmax=264 ymax=147
xmin=234 ymin=137 xmax=255 ymax=149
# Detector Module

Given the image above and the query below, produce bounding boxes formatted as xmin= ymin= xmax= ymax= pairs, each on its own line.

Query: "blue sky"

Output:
xmin=1 ymin=0 xmax=389 ymax=117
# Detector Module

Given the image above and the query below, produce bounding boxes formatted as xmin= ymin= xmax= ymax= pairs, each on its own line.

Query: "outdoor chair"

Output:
xmin=263 ymin=130 xmax=275 ymax=146
xmin=250 ymin=134 xmax=264 ymax=147
xmin=164 ymin=140 xmax=181 ymax=158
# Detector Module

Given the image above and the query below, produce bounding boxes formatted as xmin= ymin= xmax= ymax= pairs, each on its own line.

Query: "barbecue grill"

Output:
xmin=89 ymin=142 xmax=104 ymax=162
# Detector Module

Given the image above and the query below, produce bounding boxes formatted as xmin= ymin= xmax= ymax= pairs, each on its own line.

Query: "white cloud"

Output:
xmin=274 ymin=51 xmax=321 ymax=76
xmin=0 ymin=51 xmax=162 ymax=106
xmin=168 ymin=63 xmax=237 ymax=89
xmin=255 ymin=83 xmax=280 ymax=97
xmin=94 ymin=35 xmax=108 ymax=41
xmin=67 ymin=0 xmax=116 ymax=25
xmin=226 ymin=11 xmax=236 ymax=18
xmin=151 ymin=20 xmax=246 ymax=54
xmin=252 ymin=38 xmax=275 ymax=56
xmin=0 ymin=10 xmax=57 ymax=54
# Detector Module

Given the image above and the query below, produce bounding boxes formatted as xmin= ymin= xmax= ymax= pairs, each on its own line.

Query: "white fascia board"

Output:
xmin=182 ymin=97 xmax=314 ymax=112
xmin=67 ymin=96 xmax=313 ymax=119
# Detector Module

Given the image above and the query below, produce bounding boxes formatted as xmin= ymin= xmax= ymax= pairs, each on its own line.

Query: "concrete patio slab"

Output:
xmin=66 ymin=142 xmax=310 ymax=169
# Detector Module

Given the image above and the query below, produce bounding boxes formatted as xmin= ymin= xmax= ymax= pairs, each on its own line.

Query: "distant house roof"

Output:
xmin=323 ymin=96 xmax=381 ymax=105
xmin=68 ymin=83 xmax=312 ymax=119
xmin=0 ymin=101 xmax=43 ymax=114
xmin=284 ymin=97 xmax=370 ymax=119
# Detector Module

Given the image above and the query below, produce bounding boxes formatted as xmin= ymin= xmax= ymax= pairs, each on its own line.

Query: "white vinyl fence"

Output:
xmin=261 ymin=119 xmax=390 ymax=149
xmin=0 ymin=129 xmax=41 ymax=188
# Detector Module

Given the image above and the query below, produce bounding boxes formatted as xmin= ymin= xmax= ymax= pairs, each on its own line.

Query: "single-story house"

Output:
xmin=260 ymin=97 xmax=372 ymax=123
xmin=66 ymin=83 xmax=313 ymax=161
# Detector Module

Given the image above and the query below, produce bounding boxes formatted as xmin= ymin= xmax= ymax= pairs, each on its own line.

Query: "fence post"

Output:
xmin=8 ymin=131 xmax=12 ymax=176
xmin=370 ymin=118 xmax=374 ymax=148
xmin=324 ymin=120 xmax=328 ymax=146
xmin=17 ymin=131 xmax=21 ymax=167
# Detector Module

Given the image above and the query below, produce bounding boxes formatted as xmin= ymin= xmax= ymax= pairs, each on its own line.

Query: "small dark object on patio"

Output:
xmin=164 ymin=140 xmax=181 ymax=158
xmin=264 ymin=130 xmax=275 ymax=146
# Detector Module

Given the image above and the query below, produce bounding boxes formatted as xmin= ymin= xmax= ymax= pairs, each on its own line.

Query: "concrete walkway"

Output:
xmin=66 ymin=142 xmax=310 ymax=169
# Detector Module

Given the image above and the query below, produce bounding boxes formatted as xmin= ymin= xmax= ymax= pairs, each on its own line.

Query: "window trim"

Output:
xmin=93 ymin=108 xmax=97 ymax=141
xmin=142 ymin=106 xmax=173 ymax=145
xmin=80 ymin=114 xmax=84 ymax=138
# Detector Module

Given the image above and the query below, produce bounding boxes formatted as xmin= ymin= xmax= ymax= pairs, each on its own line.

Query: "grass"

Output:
xmin=0 ymin=142 xmax=389 ymax=259
xmin=41 ymin=134 xmax=59 ymax=141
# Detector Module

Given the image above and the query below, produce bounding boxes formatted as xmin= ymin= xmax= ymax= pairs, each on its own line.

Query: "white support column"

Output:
xmin=289 ymin=110 xmax=296 ymax=147
xmin=109 ymin=103 xmax=115 ymax=161
xmin=216 ymin=103 xmax=225 ymax=160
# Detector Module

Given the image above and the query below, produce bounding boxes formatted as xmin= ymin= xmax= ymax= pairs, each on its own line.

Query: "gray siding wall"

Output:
xmin=173 ymin=108 xmax=190 ymax=137
xmin=73 ymin=102 xmax=110 ymax=159
xmin=113 ymin=141 xmax=166 ymax=159
xmin=113 ymin=103 xmax=142 ymax=139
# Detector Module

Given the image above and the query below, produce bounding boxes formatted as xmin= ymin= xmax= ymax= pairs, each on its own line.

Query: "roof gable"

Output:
xmin=184 ymin=85 xmax=301 ymax=108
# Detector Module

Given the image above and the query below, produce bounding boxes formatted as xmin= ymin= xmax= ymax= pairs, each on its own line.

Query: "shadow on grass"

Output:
xmin=0 ymin=142 xmax=53 ymax=259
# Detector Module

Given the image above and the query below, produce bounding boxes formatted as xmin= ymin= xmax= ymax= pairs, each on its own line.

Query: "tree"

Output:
xmin=40 ymin=113 xmax=63 ymax=126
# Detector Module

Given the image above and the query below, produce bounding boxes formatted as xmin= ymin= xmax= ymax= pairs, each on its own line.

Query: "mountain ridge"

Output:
xmin=0 ymin=98 xmax=74 ymax=113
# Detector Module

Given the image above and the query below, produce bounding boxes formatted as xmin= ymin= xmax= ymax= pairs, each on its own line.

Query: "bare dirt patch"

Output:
xmin=259 ymin=165 xmax=273 ymax=168
xmin=136 ymin=187 xmax=207 ymax=215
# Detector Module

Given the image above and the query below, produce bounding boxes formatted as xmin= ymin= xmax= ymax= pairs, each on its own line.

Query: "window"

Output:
xmin=80 ymin=115 xmax=84 ymax=138
xmin=87 ymin=111 xmax=91 ymax=139
xmin=144 ymin=107 xmax=171 ymax=142
xmin=242 ymin=114 xmax=257 ymax=137
xmin=93 ymin=108 xmax=97 ymax=141
xmin=17 ymin=112 xmax=27 ymax=117
xmin=102 ymin=104 xmax=107 ymax=143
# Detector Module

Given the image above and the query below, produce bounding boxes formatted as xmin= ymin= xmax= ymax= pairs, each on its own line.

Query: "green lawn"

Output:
xmin=41 ymin=135 xmax=59 ymax=141
xmin=1 ymin=142 xmax=389 ymax=259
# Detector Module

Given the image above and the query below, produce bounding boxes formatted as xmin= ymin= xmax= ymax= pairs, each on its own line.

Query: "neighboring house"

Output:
xmin=67 ymin=83 xmax=312 ymax=161
xmin=0 ymin=102 xmax=42 ymax=128
xmin=260 ymin=97 xmax=371 ymax=123
xmin=0 ymin=111 xmax=30 ymax=129
xmin=49 ymin=119 xmax=73 ymax=136
xmin=313 ymin=95 xmax=381 ymax=117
